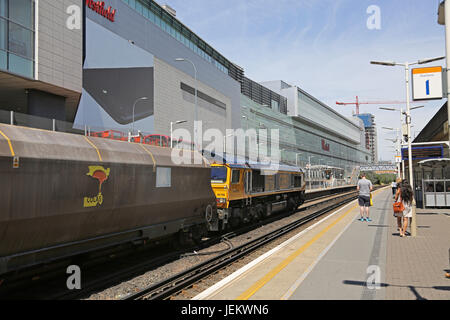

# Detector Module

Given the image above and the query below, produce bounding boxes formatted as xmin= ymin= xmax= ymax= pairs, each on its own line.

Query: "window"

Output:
xmin=135 ymin=1 xmax=143 ymax=14
xmin=231 ymin=170 xmax=240 ymax=184
xmin=0 ymin=49 xmax=6 ymax=70
xmin=156 ymin=167 xmax=171 ymax=188
xmin=122 ymin=0 xmax=230 ymax=75
xmin=9 ymin=21 xmax=33 ymax=58
xmin=271 ymin=99 xmax=279 ymax=112
xmin=9 ymin=0 xmax=33 ymax=29
xmin=211 ymin=167 xmax=227 ymax=184
xmin=9 ymin=53 xmax=32 ymax=76
xmin=293 ymin=175 xmax=303 ymax=188
xmin=0 ymin=0 xmax=34 ymax=78
xmin=0 ymin=17 xmax=6 ymax=51
xmin=0 ymin=0 xmax=7 ymax=18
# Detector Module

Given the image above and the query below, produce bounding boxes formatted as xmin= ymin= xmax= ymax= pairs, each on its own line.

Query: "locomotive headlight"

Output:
xmin=216 ymin=198 xmax=227 ymax=204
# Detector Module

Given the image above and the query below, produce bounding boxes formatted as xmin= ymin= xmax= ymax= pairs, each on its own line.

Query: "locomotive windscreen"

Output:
xmin=211 ymin=167 xmax=227 ymax=184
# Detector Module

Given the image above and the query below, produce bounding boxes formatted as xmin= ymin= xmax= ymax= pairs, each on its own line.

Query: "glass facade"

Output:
xmin=121 ymin=0 xmax=229 ymax=75
xmin=297 ymin=90 xmax=361 ymax=144
xmin=241 ymin=95 xmax=371 ymax=178
xmin=0 ymin=0 xmax=35 ymax=78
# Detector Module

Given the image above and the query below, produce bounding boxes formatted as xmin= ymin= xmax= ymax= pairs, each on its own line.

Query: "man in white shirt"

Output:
xmin=357 ymin=173 xmax=373 ymax=222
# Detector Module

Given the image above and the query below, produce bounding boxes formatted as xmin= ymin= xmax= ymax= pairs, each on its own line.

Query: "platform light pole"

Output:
xmin=170 ymin=120 xmax=187 ymax=148
xmin=383 ymin=127 xmax=402 ymax=179
xmin=380 ymin=106 xmax=424 ymax=179
xmin=175 ymin=58 xmax=198 ymax=150
xmin=224 ymin=133 xmax=234 ymax=158
xmin=371 ymin=56 xmax=445 ymax=237
xmin=438 ymin=0 xmax=450 ymax=144
xmin=132 ymin=97 xmax=149 ymax=136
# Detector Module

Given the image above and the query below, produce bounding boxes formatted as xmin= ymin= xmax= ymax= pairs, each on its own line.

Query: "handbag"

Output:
xmin=370 ymin=193 xmax=373 ymax=206
xmin=393 ymin=201 xmax=404 ymax=214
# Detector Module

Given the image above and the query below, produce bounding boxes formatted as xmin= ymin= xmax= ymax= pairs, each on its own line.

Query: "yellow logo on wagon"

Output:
xmin=84 ymin=166 xmax=110 ymax=208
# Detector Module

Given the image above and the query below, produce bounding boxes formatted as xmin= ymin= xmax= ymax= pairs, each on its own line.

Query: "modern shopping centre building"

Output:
xmin=0 ymin=0 xmax=371 ymax=175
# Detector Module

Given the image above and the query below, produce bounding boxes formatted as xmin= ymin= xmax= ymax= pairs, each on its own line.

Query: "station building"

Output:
xmin=243 ymin=80 xmax=370 ymax=179
xmin=410 ymin=102 xmax=449 ymax=208
xmin=0 ymin=0 xmax=370 ymax=176
xmin=0 ymin=0 xmax=83 ymax=123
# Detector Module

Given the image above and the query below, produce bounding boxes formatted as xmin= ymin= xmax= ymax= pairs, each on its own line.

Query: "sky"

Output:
xmin=162 ymin=0 xmax=446 ymax=162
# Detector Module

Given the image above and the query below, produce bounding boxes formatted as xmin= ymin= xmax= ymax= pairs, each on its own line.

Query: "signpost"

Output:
xmin=412 ymin=66 xmax=443 ymax=101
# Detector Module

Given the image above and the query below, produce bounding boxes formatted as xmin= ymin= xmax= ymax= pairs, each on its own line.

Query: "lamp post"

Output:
xmin=132 ymin=97 xmax=149 ymax=136
xmin=438 ymin=0 xmax=450 ymax=144
xmin=175 ymin=58 xmax=198 ymax=149
xmin=380 ymin=106 xmax=423 ymax=179
xmin=383 ymin=127 xmax=402 ymax=179
xmin=371 ymin=56 xmax=445 ymax=237
xmin=170 ymin=120 xmax=188 ymax=148
xmin=242 ymin=115 xmax=249 ymax=130
xmin=308 ymin=155 xmax=315 ymax=190
xmin=224 ymin=133 xmax=234 ymax=158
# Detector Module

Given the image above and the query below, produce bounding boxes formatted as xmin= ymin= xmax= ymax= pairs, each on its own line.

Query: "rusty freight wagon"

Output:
xmin=0 ymin=124 xmax=215 ymax=275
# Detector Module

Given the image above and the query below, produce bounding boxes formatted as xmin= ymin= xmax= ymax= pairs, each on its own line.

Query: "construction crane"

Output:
xmin=336 ymin=96 xmax=410 ymax=115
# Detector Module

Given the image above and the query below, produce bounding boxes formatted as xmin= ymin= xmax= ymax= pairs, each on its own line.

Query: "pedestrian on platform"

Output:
xmin=357 ymin=173 xmax=373 ymax=222
xmin=394 ymin=179 xmax=405 ymax=234
xmin=394 ymin=181 xmax=414 ymax=237
xmin=391 ymin=181 xmax=397 ymax=198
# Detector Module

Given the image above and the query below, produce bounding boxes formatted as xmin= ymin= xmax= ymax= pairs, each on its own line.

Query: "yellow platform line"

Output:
xmin=0 ymin=129 xmax=15 ymax=157
xmin=84 ymin=136 xmax=102 ymax=162
xmin=236 ymin=187 xmax=386 ymax=300
xmin=139 ymin=144 xmax=157 ymax=172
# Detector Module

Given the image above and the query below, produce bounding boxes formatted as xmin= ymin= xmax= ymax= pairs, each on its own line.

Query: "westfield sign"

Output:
xmin=85 ymin=1 xmax=117 ymax=22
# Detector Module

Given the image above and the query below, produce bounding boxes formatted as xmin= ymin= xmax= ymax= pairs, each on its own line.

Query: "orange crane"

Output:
xmin=336 ymin=96 xmax=409 ymax=115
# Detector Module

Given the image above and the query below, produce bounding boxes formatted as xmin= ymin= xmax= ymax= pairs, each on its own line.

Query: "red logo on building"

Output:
xmin=85 ymin=1 xmax=117 ymax=22
xmin=322 ymin=139 xmax=330 ymax=152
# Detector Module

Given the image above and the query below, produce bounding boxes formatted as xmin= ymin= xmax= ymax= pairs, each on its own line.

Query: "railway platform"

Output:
xmin=193 ymin=188 xmax=450 ymax=300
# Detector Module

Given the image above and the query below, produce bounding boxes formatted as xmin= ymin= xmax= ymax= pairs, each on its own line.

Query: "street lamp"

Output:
xmin=175 ymin=58 xmax=198 ymax=149
xmin=170 ymin=120 xmax=188 ymax=148
xmin=242 ymin=116 xmax=249 ymax=130
xmin=371 ymin=56 xmax=445 ymax=237
xmin=224 ymin=133 xmax=234 ymax=158
xmin=383 ymin=128 xmax=402 ymax=179
xmin=132 ymin=97 xmax=149 ymax=136
xmin=438 ymin=1 xmax=450 ymax=143
xmin=379 ymin=105 xmax=424 ymax=113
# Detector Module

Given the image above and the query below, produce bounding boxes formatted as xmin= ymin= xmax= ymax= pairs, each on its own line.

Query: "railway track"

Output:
xmin=0 ymin=187 xmax=361 ymax=300
xmin=56 ymin=189 xmax=357 ymax=300
xmin=124 ymin=188 xmax=379 ymax=300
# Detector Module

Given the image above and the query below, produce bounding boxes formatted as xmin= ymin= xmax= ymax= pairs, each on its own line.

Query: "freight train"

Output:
xmin=0 ymin=124 xmax=305 ymax=275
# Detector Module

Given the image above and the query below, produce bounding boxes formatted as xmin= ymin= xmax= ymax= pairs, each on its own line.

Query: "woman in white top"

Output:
xmin=394 ymin=181 xmax=414 ymax=237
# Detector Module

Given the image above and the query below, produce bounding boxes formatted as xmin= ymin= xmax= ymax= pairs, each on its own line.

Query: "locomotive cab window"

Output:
xmin=293 ymin=174 xmax=303 ymax=188
xmin=156 ymin=167 xmax=172 ymax=188
xmin=211 ymin=166 xmax=227 ymax=184
xmin=231 ymin=170 xmax=240 ymax=184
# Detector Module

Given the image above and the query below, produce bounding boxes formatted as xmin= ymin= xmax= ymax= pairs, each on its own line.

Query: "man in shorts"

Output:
xmin=357 ymin=173 xmax=373 ymax=222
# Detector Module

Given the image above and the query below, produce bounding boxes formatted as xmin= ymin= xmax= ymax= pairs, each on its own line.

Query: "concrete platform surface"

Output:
xmin=193 ymin=188 xmax=450 ymax=300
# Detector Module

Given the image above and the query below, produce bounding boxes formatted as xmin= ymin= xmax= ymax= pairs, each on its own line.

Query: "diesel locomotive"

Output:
xmin=0 ymin=123 xmax=306 ymax=275
xmin=209 ymin=161 xmax=306 ymax=231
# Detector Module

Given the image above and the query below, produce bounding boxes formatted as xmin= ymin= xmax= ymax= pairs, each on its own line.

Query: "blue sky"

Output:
xmin=163 ymin=0 xmax=446 ymax=161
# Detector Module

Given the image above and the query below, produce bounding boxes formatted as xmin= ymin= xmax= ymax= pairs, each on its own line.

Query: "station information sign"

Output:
xmin=401 ymin=146 xmax=444 ymax=161
xmin=412 ymin=66 xmax=443 ymax=101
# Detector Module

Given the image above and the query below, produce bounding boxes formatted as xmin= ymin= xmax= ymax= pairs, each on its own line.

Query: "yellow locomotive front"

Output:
xmin=209 ymin=162 xmax=306 ymax=232
xmin=211 ymin=164 xmax=231 ymax=209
